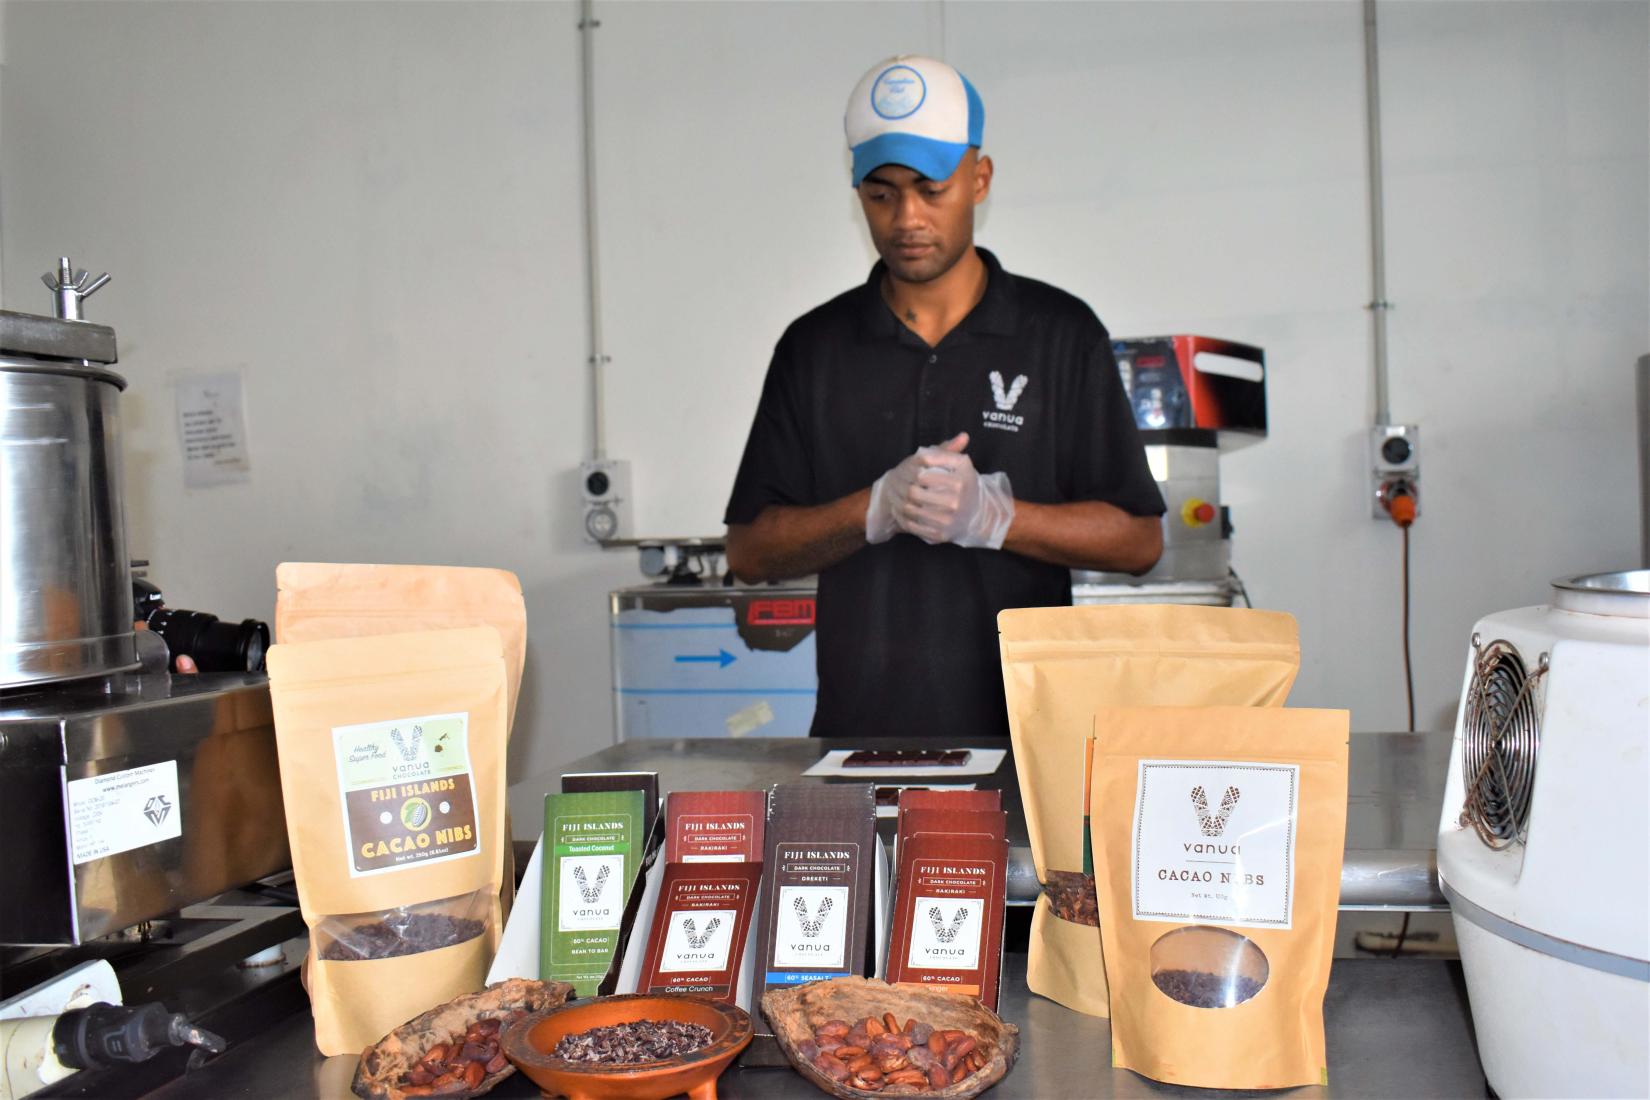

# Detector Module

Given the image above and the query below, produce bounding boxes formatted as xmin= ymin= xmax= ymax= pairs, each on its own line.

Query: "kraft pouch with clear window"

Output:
xmin=998 ymin=604 xmax=1299 ymax=1017
xmin=1089 ymin=706 xmax=1348 ymax=1089
xmin=274 ymin=562 xmax=527 ymax=921
xmin=267 ymin=626 xmax=508 ymax=1055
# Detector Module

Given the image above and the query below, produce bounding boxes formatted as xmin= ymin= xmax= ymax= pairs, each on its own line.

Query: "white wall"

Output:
xmin=3 ymin=1 xmax=1645 ymax=780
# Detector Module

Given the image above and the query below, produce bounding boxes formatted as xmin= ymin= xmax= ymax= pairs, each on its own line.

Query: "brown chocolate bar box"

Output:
xmin=636 ymin=860 xmax=763 ymax=1002
xmin=665 ymin=790 xmax=766 ymax=864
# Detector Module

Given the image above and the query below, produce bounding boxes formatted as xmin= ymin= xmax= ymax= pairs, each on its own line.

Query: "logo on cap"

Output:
xmin=871 ymin=65 xmax=926 ymax=120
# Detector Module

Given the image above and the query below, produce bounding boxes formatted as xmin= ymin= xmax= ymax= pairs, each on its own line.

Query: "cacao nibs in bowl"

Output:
xmin=1151 ymin=968 xmax=1265 ymax=1009
xmin=320 ymin=914 xmax=486 ymax=961
xmin=796 ymin=1012 xmax=989 ymax=1093
xmin=551 ymin=1020 xmax=715 ymax=1065
xmin=395 ymin=1011 xmax=525 ymax=1096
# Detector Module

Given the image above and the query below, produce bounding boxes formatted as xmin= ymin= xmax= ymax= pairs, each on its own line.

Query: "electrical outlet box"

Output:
xmin=580 ymin=458 xmax=632 ymax=543
xmin=1370 ymin=424 xmax=1420 ymax=519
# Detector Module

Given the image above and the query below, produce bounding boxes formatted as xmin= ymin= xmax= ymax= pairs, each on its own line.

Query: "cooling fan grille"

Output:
xmin=1460 ymin=635 xmax=1546 ymax=849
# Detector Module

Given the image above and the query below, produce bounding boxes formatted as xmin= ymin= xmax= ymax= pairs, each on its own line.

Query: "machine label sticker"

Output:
xmin=1131 ymin=759 xmax=1298 ymax=929
xmin=66 ymin=760 xmax=184 ymax=865
xmin=331 ymin=711 xmax=478 ymax=877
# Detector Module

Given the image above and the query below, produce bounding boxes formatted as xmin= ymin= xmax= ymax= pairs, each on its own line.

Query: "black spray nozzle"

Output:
xmin=52 ymin=1002 xmax=227 ymax=1071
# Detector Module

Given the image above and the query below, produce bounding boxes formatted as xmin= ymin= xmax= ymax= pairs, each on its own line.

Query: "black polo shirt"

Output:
xmin=724 ymin=248 xmax=1164 ymax=740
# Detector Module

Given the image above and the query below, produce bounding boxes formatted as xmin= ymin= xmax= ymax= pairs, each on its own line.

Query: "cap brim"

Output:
xmin=850 ymin=133 xmax=970 ymax=187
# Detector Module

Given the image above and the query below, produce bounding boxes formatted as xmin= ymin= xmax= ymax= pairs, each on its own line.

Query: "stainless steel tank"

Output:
xmin=1 ymin=261 xmax=137 ymax=689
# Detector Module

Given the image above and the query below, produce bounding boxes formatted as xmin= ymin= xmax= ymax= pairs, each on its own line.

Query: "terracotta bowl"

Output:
xmin=501 ymin=993 xmax=752 ymax=1100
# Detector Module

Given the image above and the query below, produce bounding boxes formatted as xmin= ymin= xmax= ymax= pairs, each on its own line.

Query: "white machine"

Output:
xmin=1436 ymin=569 xmax=1650 ymax=1098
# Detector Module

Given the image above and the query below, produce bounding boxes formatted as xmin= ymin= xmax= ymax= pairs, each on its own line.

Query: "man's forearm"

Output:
xmin=1002 ymin=499 xmax=1163 ymax=574
xmin=725 ymin=489 xmax=872 ymax=583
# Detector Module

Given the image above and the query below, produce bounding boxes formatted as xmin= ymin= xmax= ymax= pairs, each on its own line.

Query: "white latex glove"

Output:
xmin=867 ymin=433 xmax=1015 ymax=550
xmin=865 ymin=447 xmax=930 ymax=544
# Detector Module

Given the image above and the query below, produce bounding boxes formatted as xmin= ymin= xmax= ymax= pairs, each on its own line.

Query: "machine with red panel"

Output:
xmin=1072 ymin=336 xmax=1268 ymax=606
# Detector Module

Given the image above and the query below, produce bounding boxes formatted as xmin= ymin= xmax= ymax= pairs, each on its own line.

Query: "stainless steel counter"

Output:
xmin=509 ymin=732 xmax=1452 ymax=911
xmin=148 ymin=956 xmax=1484 ymax=1099
xmin=133 ymin=732 xmax=1474 ymax=1098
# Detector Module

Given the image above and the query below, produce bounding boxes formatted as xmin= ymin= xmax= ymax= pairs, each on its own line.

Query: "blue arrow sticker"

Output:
xmin=675 ymin=649 xmax=736 ymax=669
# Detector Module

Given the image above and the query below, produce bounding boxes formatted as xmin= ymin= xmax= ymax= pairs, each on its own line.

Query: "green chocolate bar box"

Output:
xmin=541 ymin=789 xmax=646 ymax=995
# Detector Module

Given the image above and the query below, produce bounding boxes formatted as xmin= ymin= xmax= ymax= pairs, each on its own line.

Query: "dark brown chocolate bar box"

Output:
xmin=636 ymin=861 xmax=763 ymax=1002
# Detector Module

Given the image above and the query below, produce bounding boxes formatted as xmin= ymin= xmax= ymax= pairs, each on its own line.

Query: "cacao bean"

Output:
xmin=859 ymin=1067 xmax=884 ymax=1083
xmin=847 ymin=1054 xmax=874 ymax=1073
xmin=819 ymin=1020 xmax=851 ymax=1038
xmin=877 ymin=1053 xmax=908 ymax=1073
xmin=905 ymin=1046 xmax=936 ymax=1071
xmin=815 ymin=1052 xmax=850 ymax=1081
xmin=485 ymin=1051 xmax=509 ymax=1074
xmin=908 ymin=1022 xmax=933 ymax=1045
xmin=904 ymin=1018 xmax=917 ymax=1035
xmin=463 ymin=1061 xmax=486 ymax=1089
xmin=864 ymin=1016 xmax=886 ymax=1039
xmin=928 ymin=1065 xmax=950 ymax=1088
xmin=835 ymin=1045 xmax=866 ymax=1059
xmin=927 ymin=1033 xmax=946 ymax=1055
xmin=950 ymin=1036 xmax=978 ymax=1058
xmin=882 ymin=1012 xmax=901 ymax=1034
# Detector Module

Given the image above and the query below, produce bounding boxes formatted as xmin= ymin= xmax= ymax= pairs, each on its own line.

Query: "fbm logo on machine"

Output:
xmin=748 ymin=598 xmax=816 ymax=627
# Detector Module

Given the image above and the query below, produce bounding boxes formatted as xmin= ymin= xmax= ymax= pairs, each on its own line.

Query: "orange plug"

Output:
xmin=1387 ymin=488 xmax=1417 ymax=528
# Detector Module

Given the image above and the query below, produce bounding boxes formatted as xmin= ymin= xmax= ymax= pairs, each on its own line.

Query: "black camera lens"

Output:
xmin=1381 ymin=436 xmax=1412 ymax=465
xmin=144 ymin=608 xmax=270 ymax=673
xmin=585 ymin=470 xmax=611 ymax=497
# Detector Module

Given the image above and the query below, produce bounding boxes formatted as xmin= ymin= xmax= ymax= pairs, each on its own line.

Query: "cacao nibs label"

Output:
xmin=1131 ymin=759 xmax=1299 ymax=929
xmin=332 ymin=712 xmax=478 ymax=877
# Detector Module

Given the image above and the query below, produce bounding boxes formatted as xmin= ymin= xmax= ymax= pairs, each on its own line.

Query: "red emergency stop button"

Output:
xmin=1181 ymin=499 xmax=1217 ymax=527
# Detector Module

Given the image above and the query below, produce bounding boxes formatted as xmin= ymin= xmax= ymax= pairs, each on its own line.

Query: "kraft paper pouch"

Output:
xmin=1089 ymin=706 xmax=1349 ymax=1088
xmin=275 ymin=562 xmax=527 ymax=919
xmin=275 ymin=562 xmax=527 ymax=733
xmin=998 ymin=604 xmax=1299 ymax=1017
xmin=268 ymin=627 xmax=508 ymax=1055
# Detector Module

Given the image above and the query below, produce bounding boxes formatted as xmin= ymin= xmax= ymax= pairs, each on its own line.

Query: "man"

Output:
xmin=724 ymin=55 xmax=1164 ymax=740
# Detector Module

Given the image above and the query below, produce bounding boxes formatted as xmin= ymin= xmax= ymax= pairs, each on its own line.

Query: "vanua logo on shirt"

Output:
xmin=983 ymin=371 xmax=1030 ymax=433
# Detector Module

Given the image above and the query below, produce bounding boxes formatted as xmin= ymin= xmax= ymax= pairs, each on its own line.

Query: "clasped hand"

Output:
xmin=865 ymin=432 xmax=1015 ymax=550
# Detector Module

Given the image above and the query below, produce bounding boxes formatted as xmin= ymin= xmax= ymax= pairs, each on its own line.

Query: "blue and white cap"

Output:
xmin=844 ymin=55 xmax=984 ymax=187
